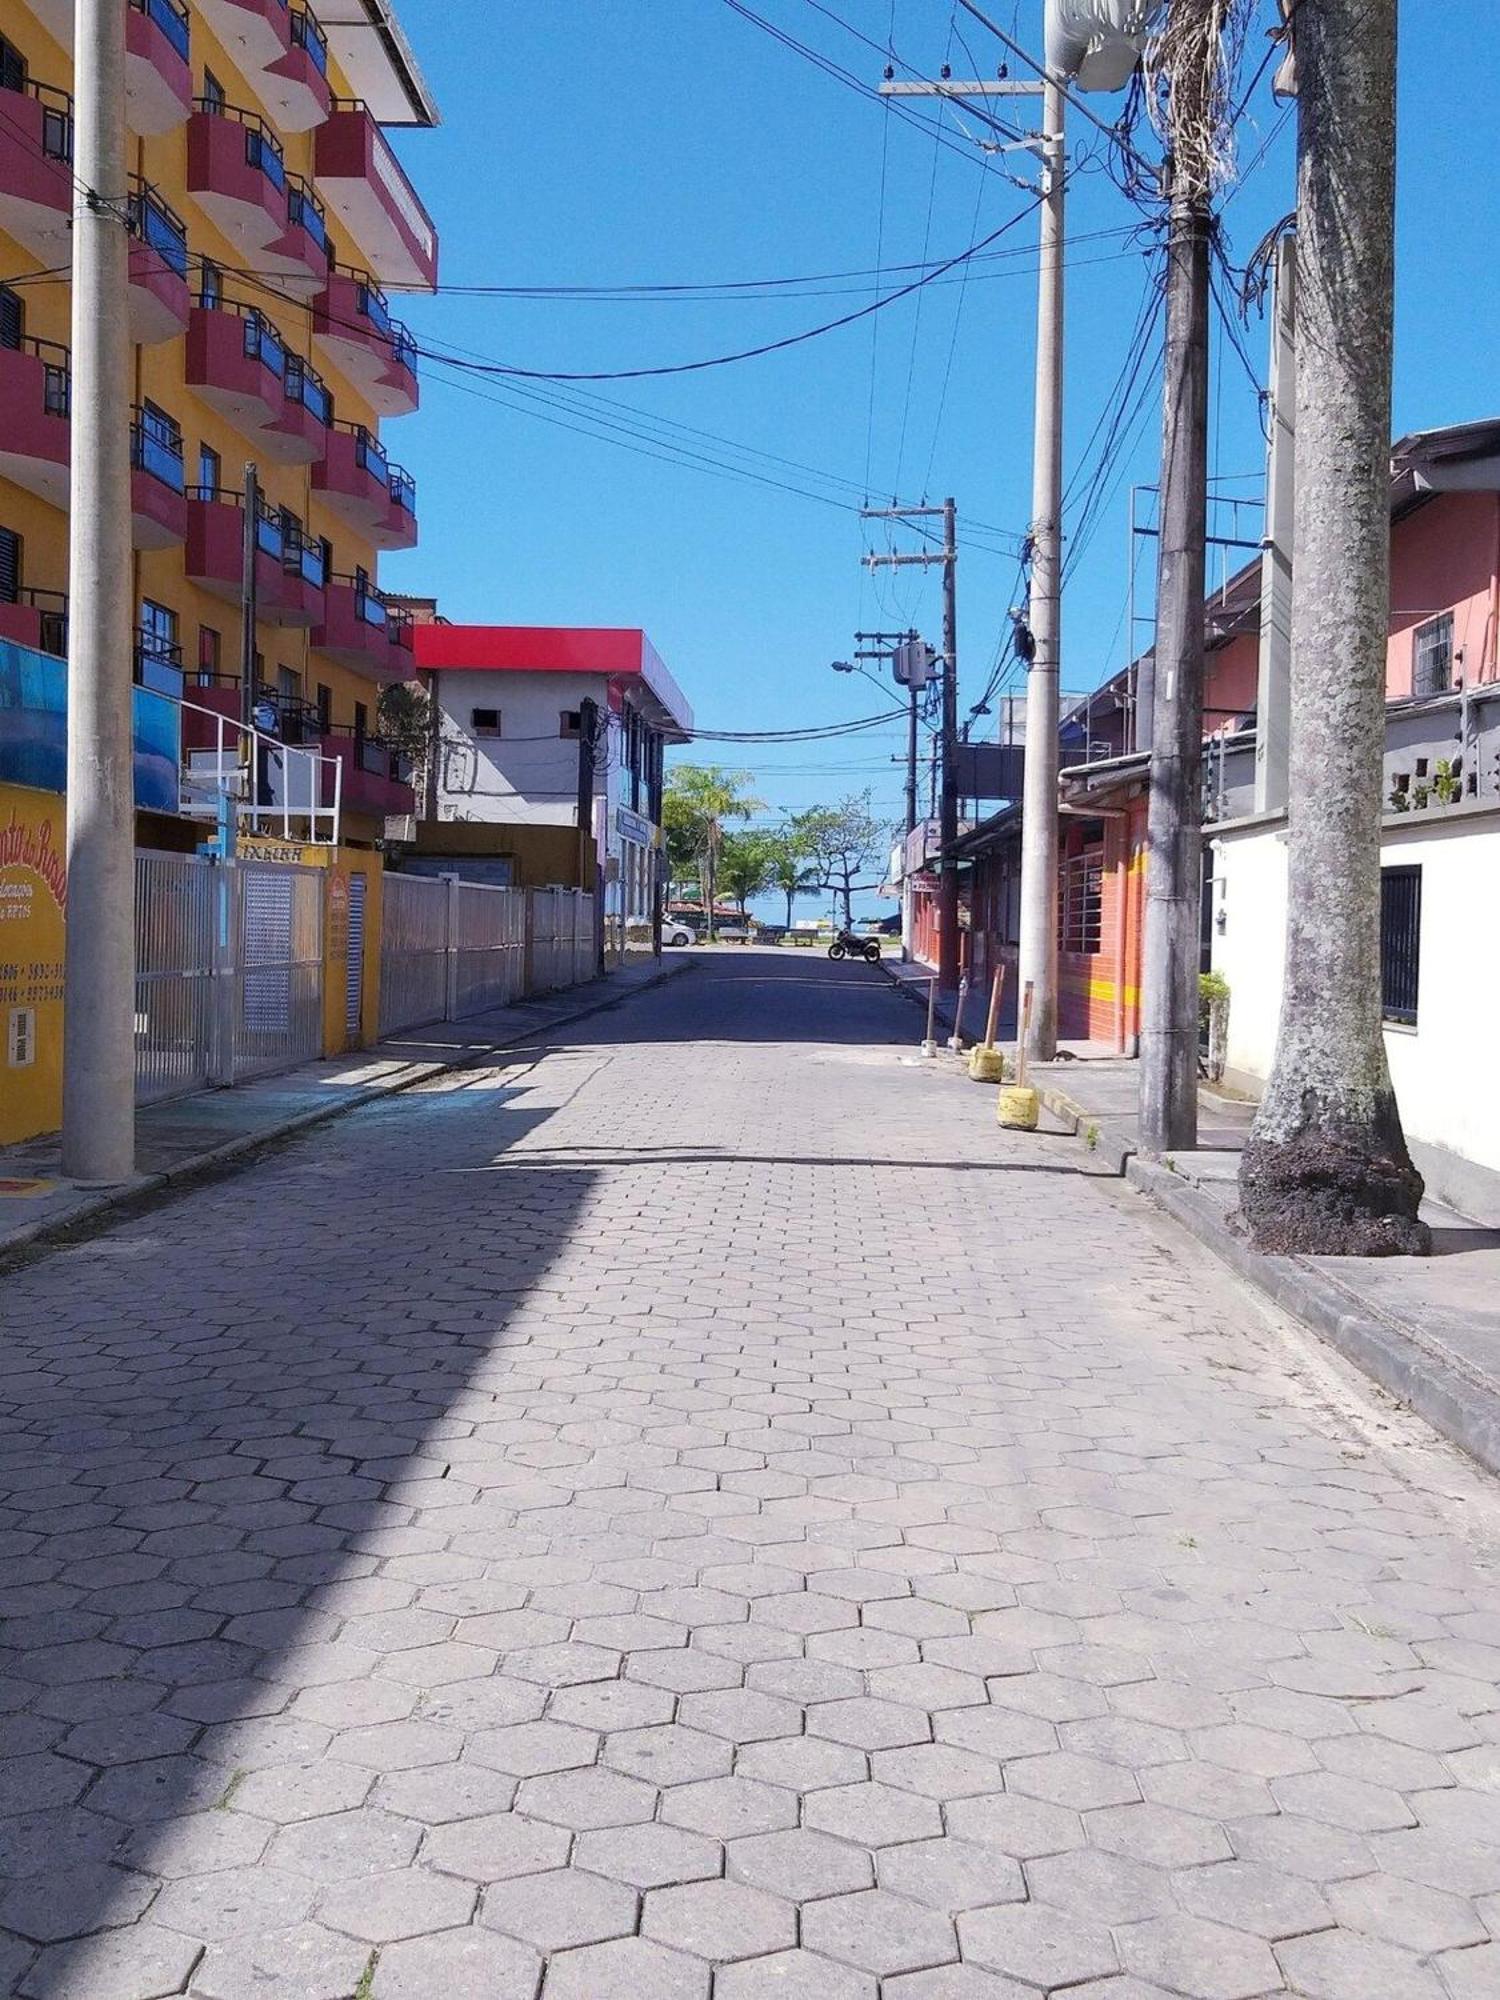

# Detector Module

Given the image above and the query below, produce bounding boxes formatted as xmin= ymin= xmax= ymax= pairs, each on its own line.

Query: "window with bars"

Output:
xmin=1380 ymin=865 xmax=1422 ymax=1026
xmin=1058 ymin=855 xmax=1104 ymax=956
xmin=0 ymin=526 xmax=20 ymax=605
xmin=1412 ymin=614 xmax=1453 ymax=698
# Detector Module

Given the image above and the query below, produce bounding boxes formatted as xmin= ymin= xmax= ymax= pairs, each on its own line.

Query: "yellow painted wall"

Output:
xmin=0 ymin=781 xmax=66 ymax=1145
xmin=2 ymin=2 xmax=418 ymax=846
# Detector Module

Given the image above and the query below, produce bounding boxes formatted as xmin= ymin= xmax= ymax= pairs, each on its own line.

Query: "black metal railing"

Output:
xmin=128 ymin=177 xmax=190 ymax=278
xmin=330 ymin=417 xmax=387 ymax=482
xmin=284 ymin=351 xmax=331 ymax=427
xmin=387 ymin=463 xmax=416 ymax=515
xmin=285 ymin=172 xmax=329 ymax=256
xmin=131 ymin=405 xmax=186 ymax=490
xmin=130 ymin=0 xmax=191 ymax=62
xmin=290 ymin=7 xmax=329 ymax=76
xmin=193 ymin=96 xmax=285 ymax=192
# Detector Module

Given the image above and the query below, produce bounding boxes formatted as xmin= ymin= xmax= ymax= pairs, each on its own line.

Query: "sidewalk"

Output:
xmin=0 ymin=953 xmax=695 ymax=1269
xmin=881 ymin=954 xmax=1500 ymax=1478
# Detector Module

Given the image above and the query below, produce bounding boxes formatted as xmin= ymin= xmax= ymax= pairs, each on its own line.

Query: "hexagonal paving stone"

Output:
xmin=601 ymin=1724 xmax=733 ymax=1786
xmin=661 ymin=1776 xmax=798 ymax=1839
xmin=1174 ymin=1859 xmax=1332 ymax=1941
xmin=678 ymin=1688 xmax=802 ymax=1743
xmin=515 ymin=1766 xmax=657 ymax=1831
xmin=958 ymin=1901 xmax=1119 ymax=1988
xmin=878 ymin=1837 xmax=1024 ymax=1914
xmin=804 ymin=1781 xmax=943 ymax=1847
xmin=1276 ymin=1927 xmax=1446 ymax=2000
xmin=482 ymin=1867 xmax=637 ymax=1951
xmin=18 ymin=1922 xmax=205 ymax=2000
xmin=1116 ymin=1914 xmax=1282 ymax=1999
xmin=1088 ymin=1801 xmax=1234 ymax=1869
xmin=373 ymin=1763 xmax=518 ymax=1825
xmin=576 ymin=1822 xmax=723 ymax=1891
xmin=727 ymin=1827 xmax=874 ymax=1900
xmin=808 ymin=1698 xmax=931 ymax=1751
xmin=1328 ymin=1872 xmax=1487 ymax=1953
xmin=226 ymin=1762 xmax=373 ymax=1825
xmin=944 ymin=1790 xmax=1082 ymax=1858
xmin=735 ymin=1734 xmax=867 ymax=1791
xmin=870 ymin=1742 xmax=1002 ymax=1800
xmin=372 ymin=1926 xmax=541 ymax=2000
xmin=884 ymin=1970 xmax=1037 ymax=1999
xmin=801 ymin=1888 xmax=958 ymax=1976
xmin=507 ymin=1643 xmax=621 ymax=1686
xmin=1440 ymin=1943 xmax=1500 ymax=2000
xmin=643 ymin=1877 xmax=796 ymax=1961
xmin=1003 ymin=1750 xmax=1141 ymax=1811
xmin=1027 ymin=1846 xmax=1177 ymax=1926
xmin=318 ymin=1867 xmax=477 ymax=1944
xmin=714 ymin=1950 xmax=877 ymax=1999
xmin=469 ymin=1721 xmax=597 ymax=1778
xmin=540 ymin=1935 xmax=709 ymax=2000
xmin=267 ymin=1809 xmax=420 ymax=1885
xmin=0 ymin=1863 xmax=155 ymax=1946
xmin=151 ymin=1866 xmax=315 ymax=1943
xmin=191 ymin=1923 xmax=373 ymax=2000
xmin=422 ymin=1811 xmax=572 ymax=1883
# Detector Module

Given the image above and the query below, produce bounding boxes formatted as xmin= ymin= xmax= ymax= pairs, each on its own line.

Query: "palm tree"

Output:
xmin=719 ymin=832 xmax=773 ymax=921
xmin=768 ymin=836 xmax=819 ymax=931
xmin=1238 ymin=0 xmax=1428 ymax=1255
xmin=662 ymin=767 xmax=762 ymax=942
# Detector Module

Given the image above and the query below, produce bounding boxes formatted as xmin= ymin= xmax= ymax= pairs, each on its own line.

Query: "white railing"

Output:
xmin=177 ymin=693 xmax=343 ymax=846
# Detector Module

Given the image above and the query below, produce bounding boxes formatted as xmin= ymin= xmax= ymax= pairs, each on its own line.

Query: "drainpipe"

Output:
xmin=1060 ymin=801 xmax=1132 ymax=1055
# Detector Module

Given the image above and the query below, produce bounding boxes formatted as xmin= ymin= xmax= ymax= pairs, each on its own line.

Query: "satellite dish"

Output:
xmin=1043 ymin=0 xmax=1159 ymax=92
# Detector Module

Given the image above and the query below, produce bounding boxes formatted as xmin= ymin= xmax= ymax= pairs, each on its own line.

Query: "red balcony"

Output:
xmin=128 ymin=181 xmax=192 ymax=346
xmin=186 ymin=489 xmax=327 ymax=629
xmin=263 ymin=353 xmax=331 ymax=467
xmin=186 ymin=301 xmax=285 ymax=433
xmin=261 ymin=174 xmax=332 ymax=297
xmin=0 ymin=598 xmax=45 ymax=651
xmin=265 ymin=8 xmax=331 ymax=132
xmin=194 ymin=0 xmax=291 ymax=90
xmin=312 ymin=421 xmax=388 ymax=532
xmin=131 ymin=405 xmax=188 ymax=549
xmin=0 ymin=340 xmax=71 ymax=510
xmin=21 ymin=0 xmax=192 ymax=133
xmin=315 ymin=101 xmax=438 ymax=293
xmin=374 ymin=464 xmax=417 ymax=554
xmin=187 ymin=103 xmax=287 ymax=255
xmin=0 ymin=79 xmax=74 ymax=262
xmin=314 ymin=575 xmax=402 ymax=679
xmin=312 ymin=268 xmax=419 ymax=417
xmin=320 ymin=731 xmax=414 ymax=821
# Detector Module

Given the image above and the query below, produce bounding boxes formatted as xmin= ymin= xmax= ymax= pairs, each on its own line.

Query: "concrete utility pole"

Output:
xmin=62 ymin=0 xmax=135 ymax=1185
xmin=1016 ymin=76 xmax=1066 ymax=1063
xmin=862 ymin=504 xmax=961 ymax=990
xmin=1138 ymin=7 xmax=1215 ymax=1158
xmin=1253 ymin=230 xmax=1296 ymax=815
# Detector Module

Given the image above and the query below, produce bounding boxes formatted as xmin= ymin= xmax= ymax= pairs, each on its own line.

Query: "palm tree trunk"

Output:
xmin=1238 ymin=0 xmax=1428 ymax=1256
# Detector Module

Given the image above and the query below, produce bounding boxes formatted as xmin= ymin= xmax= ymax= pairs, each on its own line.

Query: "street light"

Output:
xmin=830 ymin=658 xmax=895 ymax=702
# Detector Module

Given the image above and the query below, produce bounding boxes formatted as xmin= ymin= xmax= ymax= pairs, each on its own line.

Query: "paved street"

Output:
xmin=6 ymin=947 xmax=1500 ymax=2000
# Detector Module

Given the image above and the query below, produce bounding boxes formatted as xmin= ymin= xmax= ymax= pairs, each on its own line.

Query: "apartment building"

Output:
xmin=0 ymin=0 xmax=438 ymax=844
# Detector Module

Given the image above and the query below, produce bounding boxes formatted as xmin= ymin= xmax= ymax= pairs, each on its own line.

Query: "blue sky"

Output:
xmin=383 ymin=0 xmax=1496 ymax=897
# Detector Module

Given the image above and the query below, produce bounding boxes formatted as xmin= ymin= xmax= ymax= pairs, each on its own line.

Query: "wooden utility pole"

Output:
xmin=863 ymin=504 xmax=960 ymax=989
xmin=1138 ymin=8 xmax=1214 ymax=1157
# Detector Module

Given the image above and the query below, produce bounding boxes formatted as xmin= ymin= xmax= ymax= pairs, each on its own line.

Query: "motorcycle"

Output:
xmin=828 ymin=929 xmax=881 ymax=964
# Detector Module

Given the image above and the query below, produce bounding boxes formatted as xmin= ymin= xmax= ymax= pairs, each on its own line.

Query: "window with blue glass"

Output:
xmin=134 ymin=402 xmax=183 ymax=490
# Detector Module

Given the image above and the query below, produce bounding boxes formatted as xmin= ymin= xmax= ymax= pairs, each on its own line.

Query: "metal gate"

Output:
xmin=528 ymin=887 xmax=594 ymax=993
xmin=344 ymin=871 xmax=368 ymax=1039
xmin=379 ymin=872 xmax=450 ymax=1036
xmin=134 ymin=851 xmax=325 ymax=1103
xmin=135 ymin=851 xmax=219 ymax=1105
xmin=452 ymin=881 xmax=526 ymax=1018
xmin=234 ymin=862 xmax=324 ymax=1079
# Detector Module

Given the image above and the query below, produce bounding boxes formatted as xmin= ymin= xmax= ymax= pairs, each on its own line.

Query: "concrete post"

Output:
xmin=61 ymin=0 xmax=136 ymax=1184
xmin=1254 ymin=232 xmax=1296 ymax=815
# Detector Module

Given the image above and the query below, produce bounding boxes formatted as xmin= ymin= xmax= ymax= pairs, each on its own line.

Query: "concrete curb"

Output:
xmin=0 ymin=959 xmax=695 ymax=1274
xmin=1031 ymin=1075 xmax=1500 ymax=1479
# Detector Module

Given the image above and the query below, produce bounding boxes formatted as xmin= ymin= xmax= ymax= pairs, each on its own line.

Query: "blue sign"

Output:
xmin=0 ymin=638 xmax=181 ymax=814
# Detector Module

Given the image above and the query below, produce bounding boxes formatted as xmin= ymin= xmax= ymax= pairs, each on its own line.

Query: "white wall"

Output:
xmin=1212 ymin=808 xmax=1500 ymax=1210
xmin=433 ymin=669 xmax=601 ymax=828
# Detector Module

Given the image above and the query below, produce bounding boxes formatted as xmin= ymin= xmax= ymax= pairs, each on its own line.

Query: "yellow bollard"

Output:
xmin=996 ymin=977 xmax=1038 ymax=1129
xmin=969 ymin=967 xmax=1006 ymax=1083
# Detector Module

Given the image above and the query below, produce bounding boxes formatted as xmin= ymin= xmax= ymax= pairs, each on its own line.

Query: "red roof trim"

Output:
xmin=413 ymin=625 xmax=646 ymax=676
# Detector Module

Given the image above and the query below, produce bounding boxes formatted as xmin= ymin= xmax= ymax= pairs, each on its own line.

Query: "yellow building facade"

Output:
xmin=0 ymin=0 xmax=438 ymax=846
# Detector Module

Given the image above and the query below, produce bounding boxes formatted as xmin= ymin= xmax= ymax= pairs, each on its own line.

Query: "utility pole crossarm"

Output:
xmin=864 ymin=552 xmax=951 ymax=569
xmin=879 ymin=79 xmax=1045 ymax=96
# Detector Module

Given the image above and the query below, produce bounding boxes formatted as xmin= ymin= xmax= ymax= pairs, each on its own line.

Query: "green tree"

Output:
xmin=376 ymin=682 xmax=434 ymax=809
xmin=662 ymin=766 xmax=763 ymax=940
xmin=795 ymin=791 xmax=889 ymax=930
xmin=718 ymin=831 xmax=774 ymax=919
xmin=766 ymin=829 xmax=820 ymax=930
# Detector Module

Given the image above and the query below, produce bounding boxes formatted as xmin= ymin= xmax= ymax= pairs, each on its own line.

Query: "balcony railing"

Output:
xmin=285 ymin=172 xmax=329 ymax=256
xmin=131 ymin=0 xmax=191 ymax=62
xmin=290 ymin=7 xmax=328 ymax=75
xmin=238 ymin=305 xmax=287 ymax=381
xmin=17 ymin=78 xmax=76 ymax=164
xmin=27 ymin=335 xmax=72 ymax=418
xmin=285 ymin=526 xmax=326 ymax=589
xmin=20 ymin=586 xmax=69 ymax=658
xmin=131 ymin=406 xmax=186 ymax=490
xmin=284 ymin=352 xmax=331 ymax=427
xmin=128 ymin=178 xmax=189 ymax=276
xmin=329 ymin=418 xmax=388 ymax=485
xmin=388 ymin=464 xmax=415 ymax=515
xmin=194 ymin=96 xmax=285 ymax=192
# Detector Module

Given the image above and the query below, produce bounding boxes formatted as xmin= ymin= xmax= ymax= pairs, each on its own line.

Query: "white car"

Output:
xmin=661 ymin=919 xmax=697 ymax=947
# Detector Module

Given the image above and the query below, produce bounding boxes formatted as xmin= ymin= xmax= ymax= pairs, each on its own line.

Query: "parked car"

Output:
xmin=661 ymin=917 xmax=698 ymax=947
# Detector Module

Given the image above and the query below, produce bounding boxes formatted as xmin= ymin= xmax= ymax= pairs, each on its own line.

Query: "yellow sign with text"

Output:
xmin=0 ymin=783 xmax=67 ymax=1146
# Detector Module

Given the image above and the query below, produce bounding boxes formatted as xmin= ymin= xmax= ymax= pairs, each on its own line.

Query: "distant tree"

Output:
xmin=377 ymin=682 xmax=434 ymax=810
xmin=765 ymin=829 xmax=820 ymax=930
xmin=718 ymin=831 xmax=775 ymax=919
xmin=795 ymin=791 xmax=888 ymax=930
xmin=662 ymin=766 xmax=763 ymax=940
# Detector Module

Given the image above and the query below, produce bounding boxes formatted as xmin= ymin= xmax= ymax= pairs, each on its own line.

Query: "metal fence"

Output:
xmin=134 ymin=852 xmax=325 ymax=1104
xmin=378 ymin=873 xmax=532 ymax=1034
xmin=528 ymin=887 xmax=596 ymax=993
xmin=379 ymin=872 xmax=451 ymax=1037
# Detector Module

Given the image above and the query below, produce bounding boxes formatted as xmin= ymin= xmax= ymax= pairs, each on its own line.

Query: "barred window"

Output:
xmin=1380 ymin=865 xmax=1421 ymax=1026
xmin=1058 ymin=855 xmax=1103 ymax=955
